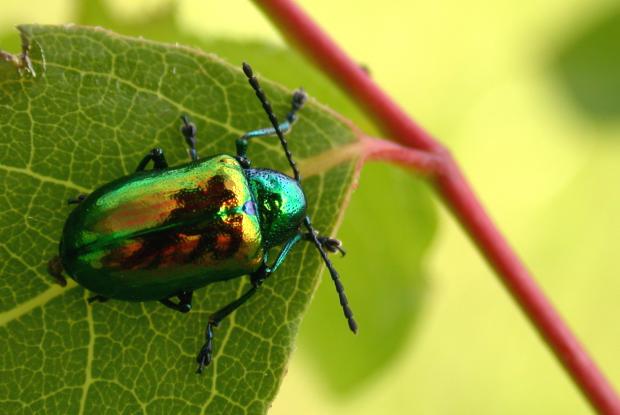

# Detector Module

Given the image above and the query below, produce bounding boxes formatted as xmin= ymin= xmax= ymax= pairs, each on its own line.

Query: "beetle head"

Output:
xmin=246 ymin=168 xmax=306 ymax=248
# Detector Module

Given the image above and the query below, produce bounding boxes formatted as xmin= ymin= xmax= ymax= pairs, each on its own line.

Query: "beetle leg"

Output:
xmin=47 ymin=256 xmax=67 ymax=286
xmin=195 ymin=233 xmax=305 ymax=372
xmin=87 ymin=294 xmax=109 ymax=303
xmin=159 ymin=290 xmax=193 ymax=313
xmin=264 ymin=233 xmax=303 ymax=273
xmin=180 ymin=116 xmax=198 ymax=161
xmin=196 ymin=266 xmax=270 ymax=374
xmin=235 ymin=89 xmax=306 ymax=168
xmin=195 ymin=233 xmax=308 ymax=372
xmin=67 ymin=194 xmax=88 ymax=205
xmin=135 ymin=148 xmax=168 ymax=172
xmin=196 ymin=286 xmax=258 ymax=373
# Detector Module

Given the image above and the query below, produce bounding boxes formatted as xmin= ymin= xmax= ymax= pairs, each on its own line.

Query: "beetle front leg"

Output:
xmin=196 ymin=286 xmax=258 ymax=373
xmin=235 ymin=89 xmax=306 ymax=168
xmin=235 ymin=123 xmax=291 ymax=168
xmin=196 ymin=267 xmax=270 ymax=373
xmin=159 ymin=290 xmax=193 ymax=313
xmin=195 ymin=234 xmax=306 ymax=371
xmin=180 ymin=116 xmax=198 ymax=161
xmin=135 ymin=148 xmax=168 ymax=172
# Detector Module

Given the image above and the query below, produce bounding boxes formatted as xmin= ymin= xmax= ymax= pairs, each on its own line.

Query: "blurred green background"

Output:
xmin=2 ymin=0 xmax=620 ymax=413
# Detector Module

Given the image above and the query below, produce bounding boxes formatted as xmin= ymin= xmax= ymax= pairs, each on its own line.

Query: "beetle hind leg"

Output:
xmin=159 ymin=290 xmax=193 ymax=313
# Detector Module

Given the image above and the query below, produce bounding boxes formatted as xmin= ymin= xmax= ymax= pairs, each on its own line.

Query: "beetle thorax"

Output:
xmin=246 ymin=168 xmax=306 ymax=248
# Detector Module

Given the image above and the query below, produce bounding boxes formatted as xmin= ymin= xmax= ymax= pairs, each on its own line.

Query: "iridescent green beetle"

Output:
xmin=47 ymin=63 xmax=357 ymax=373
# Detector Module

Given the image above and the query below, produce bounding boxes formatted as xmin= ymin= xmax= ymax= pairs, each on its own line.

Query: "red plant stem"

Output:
xmin=253 ymin=1 xmax=620 ymax=413
xmin=360 ymin=135 xmax=442 ymax=175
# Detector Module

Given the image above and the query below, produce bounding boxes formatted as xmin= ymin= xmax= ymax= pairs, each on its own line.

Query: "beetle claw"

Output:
xmin=318 ymin=236 xmax=346 ymax=256
xmin=304 ymin=231 xmax=346 ymax=256
xmin=196 ymin=321 xmax=216 ymax=374
xmin=195 ymin=341 xmax=213 ymax=374
xmin=195 ymin=349 xmax=211 ymax=374
xmin=291 ymin=88 xmax=307 ymax=110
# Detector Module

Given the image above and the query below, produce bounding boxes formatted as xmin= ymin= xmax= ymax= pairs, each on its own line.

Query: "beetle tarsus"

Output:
xmin=286 ymin=88 xmax=307 ymax=123
xmin=303 ymin=231 xmax=346 ymax=256
xmin=180 ymin=115 xmax=198 ymax=161
xmin=317 ymin=236 xmax=346 ymax=256
xmin=196 ymin=321 xmax=216 ymax=374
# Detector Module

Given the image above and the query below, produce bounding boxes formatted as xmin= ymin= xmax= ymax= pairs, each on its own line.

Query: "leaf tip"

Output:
xmin=0 ymin=25 xmax=37 ymax=77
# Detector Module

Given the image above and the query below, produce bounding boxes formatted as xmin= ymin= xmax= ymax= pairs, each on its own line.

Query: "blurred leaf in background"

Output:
xmin=553 ymin=6 xmax=620 ymax=122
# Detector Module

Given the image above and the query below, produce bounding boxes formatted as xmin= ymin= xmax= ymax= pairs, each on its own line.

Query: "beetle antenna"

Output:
xmin=242 ymin=62 xmax=301 ymax=182
xmin=242 ymin=62 xmax=357 ymax=334
xmin=303 ymin=216 xmax=357 ymax=333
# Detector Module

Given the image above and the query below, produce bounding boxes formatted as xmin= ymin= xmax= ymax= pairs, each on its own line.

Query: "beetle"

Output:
xmin=47 ymin=63 xmax=357 ymax=373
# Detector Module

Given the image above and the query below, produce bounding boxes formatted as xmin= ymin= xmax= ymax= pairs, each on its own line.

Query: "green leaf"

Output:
xmin=3 ymin=0 xmax=438 ymax=395
xmin=73 ymin=0 xmax=379 ymax=134
xmin=0 ymin=24 xmax=361 ymax=414
xmin=552 ymin=7 xmax=620 ymax=122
